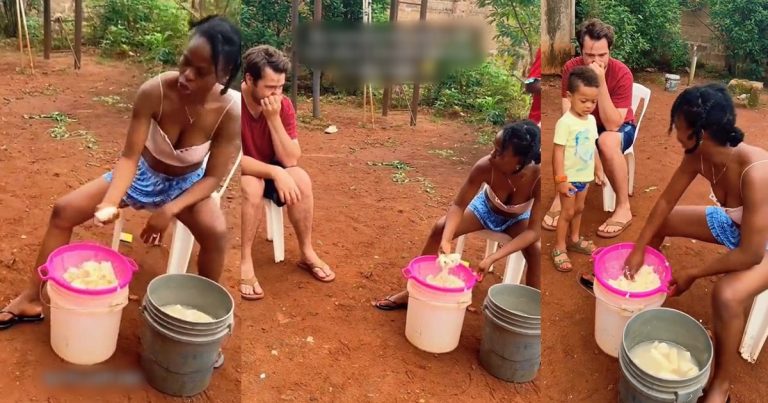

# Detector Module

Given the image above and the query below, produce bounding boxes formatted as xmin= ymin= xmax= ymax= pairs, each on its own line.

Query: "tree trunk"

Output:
xmin=542 ymin=0 xmax=574 ymax=75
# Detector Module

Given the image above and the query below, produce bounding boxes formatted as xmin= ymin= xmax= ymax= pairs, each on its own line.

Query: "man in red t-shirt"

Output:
xmin=543 ymin=19 xmax=635 ymax=239
xmin=239 ymin=45 xmax=335 ymax=300
xmin=526 ymin=47 xmax=542 ymax=126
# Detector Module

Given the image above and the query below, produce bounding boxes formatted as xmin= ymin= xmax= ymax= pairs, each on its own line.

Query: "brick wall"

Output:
xmin=680 ymin=7 xmax=726 ymax=68
xmin=396 ymin=0 xmax=497 ymax=53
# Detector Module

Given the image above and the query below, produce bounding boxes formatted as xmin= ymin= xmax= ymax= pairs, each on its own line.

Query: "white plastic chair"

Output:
xmin=454 ymin=231 xmax=527 ymax=285
xmin=110 ymin=151 xmax=242 ymax=274
xmin=602 ymin=83 xmax=651 ymax=212
xmin=740 ymin=290 xmax=768 ymax=363
xmin=264 ymin=199 xmax=285 ymax=263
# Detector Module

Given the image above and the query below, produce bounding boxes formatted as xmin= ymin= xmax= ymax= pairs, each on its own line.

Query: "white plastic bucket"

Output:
xmin=46 ymin=281 xmax=129 ymax=365
xmin=405 ymin=279 xmax=472 ymax=353
xmin=594 ymin=281 xmax=666 ymax=357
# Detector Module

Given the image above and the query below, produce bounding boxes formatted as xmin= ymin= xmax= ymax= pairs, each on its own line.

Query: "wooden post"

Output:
xmin=409 ymin=0 xmax=427 ymax=126
xmin=19 ymin=0 xmax=34 ymax=73
xmin=312 ymin=0 xmax=322 ymax=118
xmin=541 ymin=0 xmax=574 ymax=75
xmin=381 ymin=0 xmax=398 ymax=117
xmin=43 ymin=0 xmax=51 ymax=59
xmin=74 ymin=0 xmax=82 ymax=69
xmin=688 ymin=43 xmax=699 ymax=86
xmin=290 ymin=0 xmax=299 ymax=107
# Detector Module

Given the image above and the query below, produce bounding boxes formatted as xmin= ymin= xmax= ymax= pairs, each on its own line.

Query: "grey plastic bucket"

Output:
xmin=140 ymin=273 xmax=234 ymax=397
xmin=479 ymin=284 xmax=541 ymax=383
xmin=619 ymin=308 xmax=713 ymax=403
xmin=665 ymin=74 xmax=681 ymax=92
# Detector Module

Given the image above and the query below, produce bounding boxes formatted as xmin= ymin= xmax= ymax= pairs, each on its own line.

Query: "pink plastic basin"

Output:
xmin=402 ymin=255 xmax=478 ymax=293
xmin=37 ymin=242 xmax=138 ymax=296
xmin=592 ymin=242 xmax=671 ymax=298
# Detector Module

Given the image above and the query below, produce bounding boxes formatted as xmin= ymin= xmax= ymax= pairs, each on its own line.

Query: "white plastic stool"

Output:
xmin=740 ymin=290 xmax=768 ymax=363
xmin=264 ymin=199 xmax=285 ymax=263
xmin=110 ymin=151 xmax=242 ymax=274
xmin=454 ymin=230 xmax=526 ymax=285
xmin=603 ymin=83 xmax=650 ymax=212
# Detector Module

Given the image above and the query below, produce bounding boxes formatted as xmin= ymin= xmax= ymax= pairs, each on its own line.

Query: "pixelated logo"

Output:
xmin=296 ymin=21 xmax=487 ymax=85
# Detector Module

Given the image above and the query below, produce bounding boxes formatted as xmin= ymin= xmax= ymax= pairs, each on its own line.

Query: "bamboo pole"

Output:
xmin=19 ymin=0 xmax=34 ymax=74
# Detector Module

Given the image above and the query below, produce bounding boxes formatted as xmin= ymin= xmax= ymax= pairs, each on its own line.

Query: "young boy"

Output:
xmin=551 ymin=66 xmax=600 ymax=272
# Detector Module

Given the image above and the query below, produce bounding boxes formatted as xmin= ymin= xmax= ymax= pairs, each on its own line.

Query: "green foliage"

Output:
xmin=241 ymin=0 xmax=293 ymax=51
xmin=576 ymin=0 xmax=688 ymax=71
xmin=242 ymin=0 xmax=390 ymax=51
xmin=425 ymin=59 xmax=530 ymax=125
xmin=88 ymin=0 xmax=188 ymax=64
xmin=708 ymin=0 xmax=768 ymax=80
xmin=477 ymin=0 xmax=539 ymax=73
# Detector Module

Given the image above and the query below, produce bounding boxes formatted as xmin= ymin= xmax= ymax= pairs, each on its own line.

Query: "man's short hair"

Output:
xmin=243 ymin=45 xmax=291 ymax=83
xmin=567 ymin=66 xmax=600 ymax=93
xmin=576 ymin=18 xmax=615 ymax=51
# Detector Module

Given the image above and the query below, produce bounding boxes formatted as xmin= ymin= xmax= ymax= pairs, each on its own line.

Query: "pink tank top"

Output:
xmin=144 ymin=74 xmax=235 ymax=167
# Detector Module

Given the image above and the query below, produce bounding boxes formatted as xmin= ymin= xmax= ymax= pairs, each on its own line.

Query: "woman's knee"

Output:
xmin=50 ymin=198 xmax=80 ymax=228
xmin=712 ymin=280 xmax=749 ymax=314
xmin=196 ymin=216 xmax=228 ymax=250
xmin=597 ymin=131 xmax=621 ymax=154
xmin=430 ymin=216 xmax=447 ymax=238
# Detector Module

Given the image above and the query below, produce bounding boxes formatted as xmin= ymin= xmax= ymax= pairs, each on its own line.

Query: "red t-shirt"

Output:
xmin=241 ymin=96 xmax=298 ymax=163
xmin=527 ymin=48 xmax=542 ymax=124
xmin=560 ymin=57 xmax=634 ymax=128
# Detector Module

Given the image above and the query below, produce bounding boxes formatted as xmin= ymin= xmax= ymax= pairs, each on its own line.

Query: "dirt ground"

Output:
xmin=240 ymin=92 xmax=538 ymax=400
xmin=0 ymin=50 xmax=241 ymax=402
xmin=0 ymin=48 xmax=535 ymax=402
xmin=539 ymin=74 xmax=768 ymax=402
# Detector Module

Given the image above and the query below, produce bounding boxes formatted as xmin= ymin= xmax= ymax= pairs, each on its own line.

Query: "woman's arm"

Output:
xmin=440 ymin=159 xmax=487 ymax=251
xmin=693 ymin=167 xmax=768 ymax=278
xmin=625 ymin=156 xmax=699 ymax=275
xmin=99 ymin=78 xmax=159 ymax=207
xmin=635 ymin=158 xmax=699 ymax=248
xmin=163 ymin=104 xmax=241 ymax=216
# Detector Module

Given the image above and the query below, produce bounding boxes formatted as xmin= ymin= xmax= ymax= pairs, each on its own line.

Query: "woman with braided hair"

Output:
xmin=374 ymin=120 xmax=542 ymax=310
xmin=623 ymin=83 xmax=768 ymax=402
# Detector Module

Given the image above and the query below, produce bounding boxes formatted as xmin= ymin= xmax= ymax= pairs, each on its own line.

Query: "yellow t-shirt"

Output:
xmin=553 ymin=111 xmax=598 ymax=183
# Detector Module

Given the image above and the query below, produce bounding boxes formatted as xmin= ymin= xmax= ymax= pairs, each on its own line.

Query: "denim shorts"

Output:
xmin=598 ymin=122 xmax=637 ymax=153
xmin=103 ymin=156 xmax=205 ymax=210
xmin=705 ymin=206 xmax=741 ymax=250
xmin=571 ymin=181 xmax=589 ymax=193
xmin=468 ymin=192 xmax=530 ymax=232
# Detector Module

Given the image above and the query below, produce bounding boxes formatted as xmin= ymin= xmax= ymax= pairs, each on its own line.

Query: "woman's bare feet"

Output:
xmin=0 ymin=291 xmax=44 ymax=330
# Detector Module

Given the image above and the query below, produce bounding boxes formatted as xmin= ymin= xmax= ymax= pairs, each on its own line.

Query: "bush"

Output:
xmin=88 ymin=0 xmax=188 ymax=64
xmin=425 ymin=59 xmax=530 ymax=125
xmin=708 ymin=0 xmax=768 ymax=80
xmin=576 ymin=0 xmax=688 ymax=71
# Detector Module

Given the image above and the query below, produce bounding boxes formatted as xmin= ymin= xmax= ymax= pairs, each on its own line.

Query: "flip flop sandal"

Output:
xmin=373 ymin=296 xmax=408 ymax=311
xmin=0 ymin=310 xmax=45 ymax=330
xmin=567 ymin=237 xmax=597 ymax=255
xmin=551 ymin=249 xmax=573 ymax=272
xmin=542 ymin=210 xmax=560 ymax=231
xmin=597 ymin=219 xmax=633 ymax=239
xmin=297 ymin=261 xmax=336 ymax=283
xmin=578 ymin=272 xmax=595 ymax=296
xmin=239 ymin=277 xmax=265 ymax=301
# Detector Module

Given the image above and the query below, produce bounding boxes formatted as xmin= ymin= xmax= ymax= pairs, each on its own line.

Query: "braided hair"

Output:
xmin=669 ymin=83 xmax=744 ymax=154
xmin=189 ymin=15 xmax=242 ymax=95
xmin=499 ymin=120 xmax=541 ymax=173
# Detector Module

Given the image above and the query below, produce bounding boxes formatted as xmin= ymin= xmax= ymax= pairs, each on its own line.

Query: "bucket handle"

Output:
xmin=124 ymin=257 xmax=139 ymax=272
xmin=37 ymin=264 xmax=50 ymax=281
xmin=406 ymin=293 xmax=472 ymax=307
xmin=591 ymin=247 xmax=606 ymax=260
xmin=401 ymin=267 xmax=412 ymax=280
xmin=39 ymin=283 xmax=129 ymax=312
